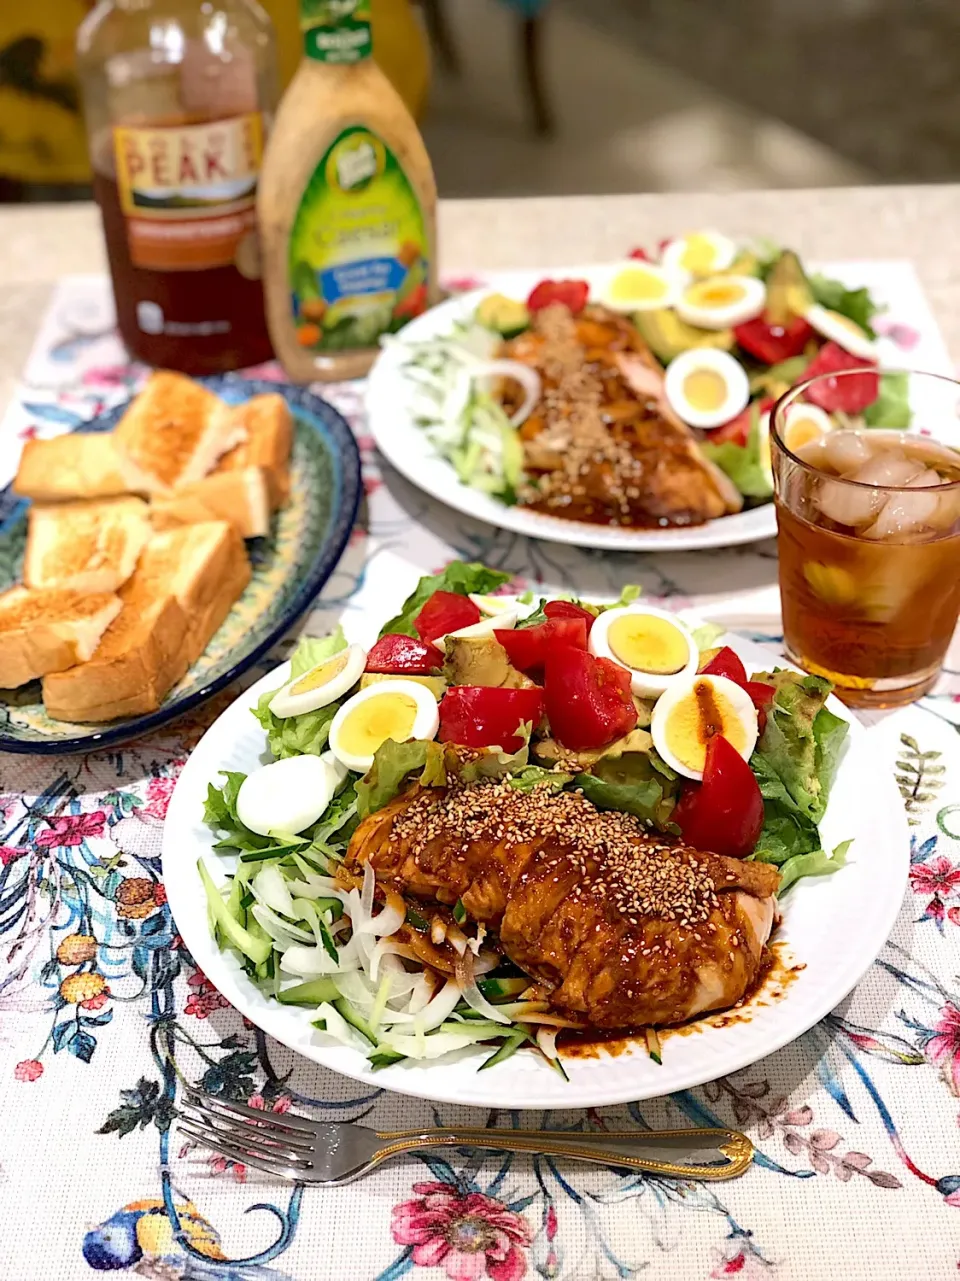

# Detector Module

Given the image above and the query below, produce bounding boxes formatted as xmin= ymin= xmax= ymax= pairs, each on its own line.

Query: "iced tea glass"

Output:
xmin=771 ymin=368 xmax=960 ymax=708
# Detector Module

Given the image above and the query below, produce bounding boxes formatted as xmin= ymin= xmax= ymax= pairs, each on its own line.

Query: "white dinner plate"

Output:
xmin=162 ymin=609 xmax=909 ymax=1110
xmin=365 ymin=261 xmax=952 ymax=552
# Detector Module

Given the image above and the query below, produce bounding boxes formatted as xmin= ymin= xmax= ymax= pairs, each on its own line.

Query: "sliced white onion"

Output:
xmin=279 ymin=943 xmax=347 ymax=977
xmin=357 ymin=889 xmax=406 ymax=938
xmin=251 ymin=865 xmax=296 ymax=919
xmin=474 ymin=359 xmax=541 ymax=427
xmin=536 ymin=1026 xmax=560 ymax=1060
xmin=407 ymin=971 xmax=438 ymax=1014
xmin=455 ymin=953 xmax=513 ymax=1025
xmin=251 ymin=903 xmax=313 ymax=945
xmin=377 ymin=1030 xmax=488 ymax=1060
xmin=313 ymin=1001 xmax=370 ymax=1052
xmin=361 ymin=863 xmax=376 ymax=919
xmin=412 ymin=978 xmax=464 ymax=1032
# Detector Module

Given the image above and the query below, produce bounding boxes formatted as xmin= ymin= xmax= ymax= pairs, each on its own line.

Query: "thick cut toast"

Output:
xmin=24 ymin=496 xmax=151 ymax=594
xmin=215 ymin=393 xmax=293 ymax=508
xmin=150 ymin=467 xmax=272 ymax=539
xmin=42 ymin=522 xmax=251 ymax=722
xmin=0 ymin=586 xmax=122 ymax=688
xmin=112 ymin=371 xmax=242 ymax=494
xmin=14 ymin=433 xmax=128 ymax=502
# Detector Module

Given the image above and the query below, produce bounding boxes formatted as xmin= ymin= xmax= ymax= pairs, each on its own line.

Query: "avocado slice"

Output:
xmin=633 ymin=309 xmax=734 ymax=363
xmin=442 ymin=636 xmax=532 ymax=689
xmin=476 ymin=292 xmax=530 ymax=339
xmin=360 ymin=672 xmax=446 ymax=699
xmin=764 ymin=250 xmax=813 ymax=326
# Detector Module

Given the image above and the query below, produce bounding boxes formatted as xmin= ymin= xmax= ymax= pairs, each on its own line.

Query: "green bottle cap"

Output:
xmin=300 ymin=0 xmax=373 ymax=64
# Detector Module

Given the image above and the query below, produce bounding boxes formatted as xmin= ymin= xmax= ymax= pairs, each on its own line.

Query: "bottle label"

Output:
xmin=300 ymin=0 xmax=373 ymax=63
xmin=113 ymin=113 xmax=264 ymax=272
xmin=288 ymin=125 xmax=429 ymax=353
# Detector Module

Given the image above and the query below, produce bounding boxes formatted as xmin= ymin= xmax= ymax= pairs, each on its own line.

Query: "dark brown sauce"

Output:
xmin=557 ymin=940 xmax=804 ymax=1060
xmin=694 ymin=678 xmax=723 ymax=745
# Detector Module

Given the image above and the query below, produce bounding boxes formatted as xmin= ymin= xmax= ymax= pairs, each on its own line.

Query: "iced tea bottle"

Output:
xmin=76 ymin=0 xmax=278 ymax=374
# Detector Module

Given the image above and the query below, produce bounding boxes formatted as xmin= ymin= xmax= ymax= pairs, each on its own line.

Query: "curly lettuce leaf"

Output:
xmin=700 ymin=408 xmax=773 ymax=500
xmin=863 ymin=371 xmax=911 ymax=429
xmin=380 ymin=562 xmax=512 ymax=638
xmin=574 ymin=753 xmax=678 ymax=831
xmin=508 ymin=765 xmax=573 ymax=792
xmin=289 ymin=626 xmax=347 ymax=678
xmin=356 ymin=739 xmax=448 ymax=818
xmin=778 ymin=839 xmax=853 ymax=895
xmin=203 ymin=771 xmax=295 ymax=855
xmin=252 ymin=691 xmax=339 ymax=760
xmin=808 ymin=274 xmax=880 ymax=337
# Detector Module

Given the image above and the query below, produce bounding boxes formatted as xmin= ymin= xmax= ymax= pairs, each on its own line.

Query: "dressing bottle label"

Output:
xmin=301 ymin=0 xmax=373 ymax=64
xmin=113 ymin=114 xmax=264 ymax=271
xmin=288 ymin=125 xmax=429 ymax=353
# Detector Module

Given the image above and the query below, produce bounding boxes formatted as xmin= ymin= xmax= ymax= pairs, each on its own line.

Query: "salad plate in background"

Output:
xmin=162 ymin=563 xmax=909 ymax=1108
xmin=366 ymin=237 xmax=953 ymax=552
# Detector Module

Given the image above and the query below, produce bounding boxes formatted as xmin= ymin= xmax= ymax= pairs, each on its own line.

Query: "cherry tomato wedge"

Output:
xmin=496 ymin=617 xmax=588 ymax=673
xmin=672 ymin=734 xmax=764 ymax=859
xmin=744 ymin=680 xmax=776 ymax=736
xmin=701 ymin=645 xmax=748 ymax=686
xmin=414 ymin=591 xmax=480 ymax=644
xmin=526 ymin=278 xmax=590 ymax=314
xmin=438 ymin=686 xmax=544 ymax=753
xmin=544 ymin=645 xmax=637 ymax=750
xmin=543 ymin=600 xmax=596 ymax=632
xmin=734 ymin=314 xmax=814 ymax=364
xmin=801 ymin=341 xmax=879 ymax=414
xmin=365 ymin=633 xmax=444 ymax=675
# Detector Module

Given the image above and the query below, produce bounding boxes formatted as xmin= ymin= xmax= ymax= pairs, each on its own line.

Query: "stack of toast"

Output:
xmin=0 ymin=371 xmax=294 ymax=724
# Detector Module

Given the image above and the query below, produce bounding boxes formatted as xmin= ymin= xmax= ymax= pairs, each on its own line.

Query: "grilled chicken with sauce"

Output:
xmin=498 ymin=303 xmax=742 ymax=529
xmin=346 ymin=778 xmax=778 ymax=1030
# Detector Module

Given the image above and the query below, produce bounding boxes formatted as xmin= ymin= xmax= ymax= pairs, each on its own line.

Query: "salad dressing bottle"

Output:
xmin=257 ymin=0 xmax=438 ymax=382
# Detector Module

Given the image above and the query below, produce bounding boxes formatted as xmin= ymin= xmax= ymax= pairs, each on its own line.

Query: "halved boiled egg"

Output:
xmin=237 ymin=753 xmax=339 ymax=837
xmin=595 ymin=262 xmax=683 ymax=312
xmin=329 ymin=678 xmax=440 ymax=774
xmin=436 ymin=608 xmax=519 ymax=652
xmin=675 ymin=276 xmax=766 ymax=330
xmin=650 ymin=674 xmax=759 ymax=781
xmin=804 ymin=304 xmax=877 ymax=361
xmin=589 ymin=605 xmax=698 ymax=698
xmin=758 ymin=402 xmax=834 ymax=487
xmin=469 ymin=594 xmax=518 ymax=616
xmin=269 ymin=644 xmax=366 ymax=718
xmin=661 ymin=231 xmax=737 ymax=278
xmin=664 ymin=349 xmax=750 ymax=430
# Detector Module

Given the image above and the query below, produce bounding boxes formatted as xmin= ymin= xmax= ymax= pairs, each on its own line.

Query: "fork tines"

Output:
xmin=178 ymin=1088 xmax=314 ymax=1181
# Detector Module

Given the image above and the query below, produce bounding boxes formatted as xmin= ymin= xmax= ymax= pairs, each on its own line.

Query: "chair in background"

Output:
xmin=420 ymin=0 xmax=554 ymax=135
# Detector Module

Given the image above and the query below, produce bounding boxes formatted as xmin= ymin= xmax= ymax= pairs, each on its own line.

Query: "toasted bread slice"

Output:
xmin=215 ymin=393 xmax=293 ymax=508
xmin=150 ymin=467 xmax=272 ymax=539
xmin=0 ymin=586 xmax=122 ymax=688
xmin=23 ymin=496 xmax=151 ymax=594
xmin=112 ymin=371 xmax=242 ymax=495
xmin=42 ymin=522 xmax=251 ymax=722
xmin=14 ymin=433 xmax=129 ymax=502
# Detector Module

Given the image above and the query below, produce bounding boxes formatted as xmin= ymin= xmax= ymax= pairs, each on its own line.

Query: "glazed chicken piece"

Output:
xmin=346 ymin=779 xmax=779 ymax=1029
xmin=499 ymin=304 xmax=742 ymax=530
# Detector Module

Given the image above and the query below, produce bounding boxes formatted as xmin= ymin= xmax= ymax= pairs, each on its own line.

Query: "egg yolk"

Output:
xmin=686 ymin=280 xmax=745 ymax=308
xmin=291 ymin=651 xmax=350 ymax=694
xmin=783 ymin=416 xmax=827 ymax=452
xmin=663 ymin=679 xmax=749 ymax=773
xmin=337 ymin=693 xmax=419 ymax=757
xmin=608 ymin=614 xmax=689 ymax=675
xmin=610 ymin=267 xmax=668 ymax=304
xmin=682 ymin=369 xmax=728 ymax=413
xmin=677 ymin=234 xmax=718 ymax=275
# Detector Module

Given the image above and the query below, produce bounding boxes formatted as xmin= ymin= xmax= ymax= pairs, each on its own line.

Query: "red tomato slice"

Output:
xmin=543 ymin=600 xmax=596 ymax=632
xmin=743 ymin=680 xmax=776 ymax=735
xmin=438 ymin=686 xmax=544 ymax=753
xmin=801 ymin=341 xmax=879 ymax=413
xmin=414 ymin=591 xmax=481 ymax=644
xmin=544 ymin=645 xmax=638 ymax=750
xmin=701 ymin=645 xmax=748 ymax=686
xmin=365 ymin=633 xmax=444 ymax=675
xmin=526 ymin=279 xmax=590 ymax=314
xmin=672 ymin=734 xmax=764 ymax=859
xmin=496 ymin=617 xmax=588 ymax=673
xmin=734 ymin=314 xmax=814 ymax=364
xmin=712 ymin=397 xmax=774 ymax=447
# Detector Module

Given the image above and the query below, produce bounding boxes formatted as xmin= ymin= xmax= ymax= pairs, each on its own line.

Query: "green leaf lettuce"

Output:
xmin=380 ymin=562 xmax=512 ymax=638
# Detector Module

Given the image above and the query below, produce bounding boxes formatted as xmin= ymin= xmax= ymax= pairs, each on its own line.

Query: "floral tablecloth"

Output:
xmin=4 ymin=276 xmax=960 ymax=1281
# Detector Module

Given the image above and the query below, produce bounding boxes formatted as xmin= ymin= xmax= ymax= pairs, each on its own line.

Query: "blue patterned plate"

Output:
xmin=0 ymin=377 xmax=361 ymax=754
